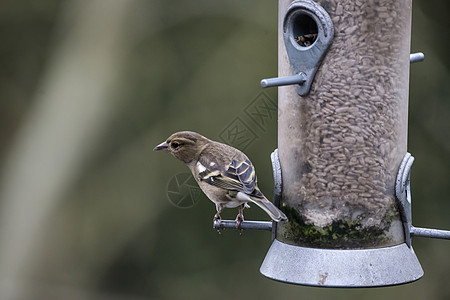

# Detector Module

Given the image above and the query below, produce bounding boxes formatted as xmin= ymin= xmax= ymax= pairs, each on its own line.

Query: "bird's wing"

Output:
xmin=197 ymin=156 xmax=263 ymax=198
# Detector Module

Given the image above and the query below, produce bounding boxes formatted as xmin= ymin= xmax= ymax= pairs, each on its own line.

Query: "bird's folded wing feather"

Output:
xmin=198 ymin=156 xmax=263 ymax=198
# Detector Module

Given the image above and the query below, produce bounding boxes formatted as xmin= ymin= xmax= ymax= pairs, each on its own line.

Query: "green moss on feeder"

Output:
xmin=276 ymin=205 xmax=402 ymax=249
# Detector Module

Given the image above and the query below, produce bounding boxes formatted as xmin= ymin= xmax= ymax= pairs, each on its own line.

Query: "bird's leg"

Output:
xmin=235 ymin=204 xmax=245 ymax=234
xmin=213 ymin=203 xmax=224 ymax=233
xmin=213 ymin=203 xmax=224 ymax=223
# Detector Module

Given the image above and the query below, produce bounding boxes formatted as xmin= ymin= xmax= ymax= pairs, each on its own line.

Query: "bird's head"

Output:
xmin=154 ymin=131 xmax=210 ymax=164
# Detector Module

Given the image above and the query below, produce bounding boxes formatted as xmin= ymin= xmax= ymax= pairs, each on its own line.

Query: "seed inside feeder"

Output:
xmin=278 ymin=0 xmax=412 ymax=249
xmin=295 ymin=33 xmax=318 ymax=47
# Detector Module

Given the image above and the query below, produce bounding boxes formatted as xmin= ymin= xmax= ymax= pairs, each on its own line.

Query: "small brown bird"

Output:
xmin=154 ymin=131 xmax=287 ymax=228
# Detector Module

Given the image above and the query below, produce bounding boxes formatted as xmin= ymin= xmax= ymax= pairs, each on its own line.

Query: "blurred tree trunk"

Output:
xmin=0 ymin=0 xmax=136 ymax=298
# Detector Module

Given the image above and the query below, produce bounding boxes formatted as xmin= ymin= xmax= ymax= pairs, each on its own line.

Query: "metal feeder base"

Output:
xmin=260 ymin=239 xmax=423 ymax=287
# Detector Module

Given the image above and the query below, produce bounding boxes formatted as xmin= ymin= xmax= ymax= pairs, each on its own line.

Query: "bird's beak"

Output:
xmin=153 ymin=141 xmax=169 ymax=151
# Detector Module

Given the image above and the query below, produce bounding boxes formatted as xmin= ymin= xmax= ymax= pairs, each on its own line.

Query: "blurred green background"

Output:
xmin=0 ymin=0 xmax=449 ymax=299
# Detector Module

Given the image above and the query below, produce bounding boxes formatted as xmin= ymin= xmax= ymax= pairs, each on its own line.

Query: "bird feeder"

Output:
xmin=215 ymin=0 xmax=450 ymax=288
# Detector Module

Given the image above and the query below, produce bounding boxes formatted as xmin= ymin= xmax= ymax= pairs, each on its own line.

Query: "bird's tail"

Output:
xmin=249 ymin=196 xmax=287 ymax=222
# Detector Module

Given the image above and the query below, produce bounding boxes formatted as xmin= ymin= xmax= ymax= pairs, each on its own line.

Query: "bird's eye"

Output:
xmin=171 ymin=142 xmax=180 ymax=149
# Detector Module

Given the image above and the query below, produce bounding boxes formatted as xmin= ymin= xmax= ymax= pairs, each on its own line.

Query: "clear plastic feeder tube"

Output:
xmin=277 ymin=0 xmax=412 ymax=248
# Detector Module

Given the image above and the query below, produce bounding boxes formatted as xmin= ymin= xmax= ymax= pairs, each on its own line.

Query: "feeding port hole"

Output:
xmin=291 ymin=12 xmax=318 ymax=47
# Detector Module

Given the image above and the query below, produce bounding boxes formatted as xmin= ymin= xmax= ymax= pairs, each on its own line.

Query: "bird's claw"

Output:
xmin=213 ymin=215 xmax=222 ymax=234
xmin=235 ymin=214 xmax=244 ymax=235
